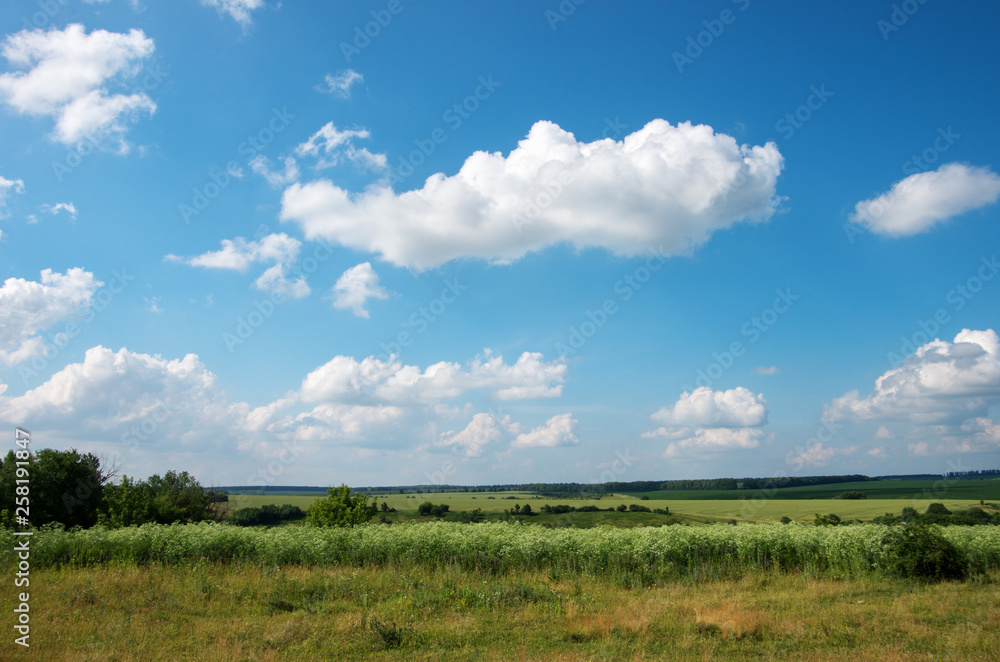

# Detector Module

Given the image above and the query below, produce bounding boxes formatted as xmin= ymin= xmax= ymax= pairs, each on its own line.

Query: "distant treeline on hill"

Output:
xmin=945 ymin=469 xmax=1000 ymax=478
xmin=218 ymin=472 xmax=1000 ymax=497
xmin=228 ymin=474 xmax=876 ymax=496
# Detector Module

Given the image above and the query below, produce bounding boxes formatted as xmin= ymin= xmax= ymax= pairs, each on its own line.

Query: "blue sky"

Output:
xmin=1 ymin=0 xmax=999 ymax=488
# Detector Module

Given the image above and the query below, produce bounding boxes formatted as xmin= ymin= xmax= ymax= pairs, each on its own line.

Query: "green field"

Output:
xmin=231 ymin=488 xmax=994 ymax=524
xmin=632 ymin=478 xmax=1000 ymax=502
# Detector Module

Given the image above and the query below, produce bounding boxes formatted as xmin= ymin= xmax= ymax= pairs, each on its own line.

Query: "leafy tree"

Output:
xmin=99 ymin=476 xmax=155 ymax=527
xmin=616 ymin=504 xmax=628 ymax=512
xmin=100 ymin=470 xmax=211 ymax=526
xmin=147 ymin=471 xmax=212 ymax=523
xmin=306 ymin=484 xmax=374 ymax=527
xmin=780 ymin=516 xmax=792 ymax=524
xmin=0 ymin=448 xmax=110 ymax=528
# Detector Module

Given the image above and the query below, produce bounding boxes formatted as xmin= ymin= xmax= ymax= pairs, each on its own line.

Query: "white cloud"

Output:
xmin=250 ymin=155 xmax=299 ymax=187
xmin=437 ymin=412 xmax=517 ymax=457
xmin=825 ymin=329 xmax=1000 ymax=425
xmin=330 ymin=262 xmax=391 ymax=319
xmin=868 ymin=447 xmax=889 ymax=459
xmin=166 ymin=232 xmax=309 ymax=298
xmin=786 ymin=442 xmax=837 ymax=468
xmin=40 ymin=202 xmax=77 ymax=219
xmin=644 ymin=387 xmax=769 ymax=457
xmin=753 ymin=365 xmax=779 ymax=375
xmin=200 ymin=0 xmax=265 ymax=28
xmin=0 ymin=346 xmax=231 ymax=434
xmin=294 ymin=122 xmax=375 ymax=169
xmin=850 ymin=163 xmax=1000 ymax=237
xmin=264 ymin=403 xmax=406 ymax=444
xmin=662 ymin=427 xmax=766 ymax=457
xmin=316 ymin=69 xmax=363 ymax=98
xmin=299 ymin=350 xmax=566 ymax=405
xmin=0 ymin=344 xmax=571 ymax=482
xmin=281 ymin=118 xmax=784 ymax=270
xmin=0 ymin=24 xmax=155 ymax=148
xmin=649 ymin=386 xmax=768 ymax=429
xmin=954 ymin=417 xmax=1000 ymax=452
xmin=0 ymin=176 xmax=24 ymax=217
xmin=0 ymin=268 xmax=101 ymax=365
xmin=253 ymin=264 xmax=309 ymax=299
xmin=169 ymin=233 xmax=300 ymax=271
xmin=511 ymin=413 xmax=579 ymax=449
xmin=875 ymin=425 xmax=895 ymax=440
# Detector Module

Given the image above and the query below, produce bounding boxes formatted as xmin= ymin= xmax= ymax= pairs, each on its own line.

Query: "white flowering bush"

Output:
xmin=2 ymin=521 xmax=997 ymax=581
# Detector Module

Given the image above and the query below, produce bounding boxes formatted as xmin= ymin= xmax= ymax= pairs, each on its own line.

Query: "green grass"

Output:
xmin=15 ymin=563 xmax=1000 ymax=660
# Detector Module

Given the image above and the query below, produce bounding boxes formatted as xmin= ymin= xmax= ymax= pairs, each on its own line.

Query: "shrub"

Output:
xmin=417 ymin=502 xmax=449 ymax=517
xmin=780 ymin=516 xmax=791 ymax=524
xmin=628 ymin=504 xmax=651 ymax=513
xmin=306 ymin=484 xmax=374 ymax=527
xmin=838 ymin=491 xmax=867 ymax=500
xmin=883 ymin=524 xmax=968 ymax=581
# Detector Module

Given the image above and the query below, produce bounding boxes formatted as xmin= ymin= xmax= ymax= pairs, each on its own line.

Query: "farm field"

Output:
xmin=231 ymin=492 xmax=991 ymax=524
xmin=632 ymin=478 xmax=1000 ymax=502
xmin=14 ymin=564 xmax=1000 ymax=661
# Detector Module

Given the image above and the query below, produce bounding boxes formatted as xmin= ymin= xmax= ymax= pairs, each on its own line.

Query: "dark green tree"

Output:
xmin=0 ymin=448 xmax=110 ymax=528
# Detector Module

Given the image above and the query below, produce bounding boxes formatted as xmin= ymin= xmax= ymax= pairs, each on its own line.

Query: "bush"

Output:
xmin=628 ymin=504 xmax=651 ymax=513
xmin=417 ymin=502 xmax=450 ymax=517
xmin=883 ymin=524 xmax=968 ymax=581
xmin=616 ymin=504 xmax=628 ymax=512
xmin=780 ymin=516 xmax=791 ymax=524
xmin=838 ymin=491 xmax=868 ymax=500
xmin=306 ymin=484 xmax=374 ymax=527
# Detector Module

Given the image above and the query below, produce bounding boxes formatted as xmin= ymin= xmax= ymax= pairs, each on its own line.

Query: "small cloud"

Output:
xmin=40 ymin=202 xmax=77 ymax=220
xmin=908 ymin=442 xmax=930 ymax=456
xmin=0 ymin=176 xmax=24 ymax=218
xmin=316 ymin=69 xmax=363 ymax=99
xmin=753 ymin=366 xmax=779 ymax=375
xmin=250 ymin=155 xmax=299 ymax=187
xmin=144 ymin=296 xmax=162 ymax=313
xmin=787 ymin=442 xmax=837 ymax=468
xmin=330 ymin=262 xmax=391 ymax=319
xmin=875 ymin=425 xmax=894 ymax=440
xmin=200 ymin=0 xmax=264 ymax=29
xmin=294 ymin=121 xmax=382 ymax=170
xmin=868 ymin=447 xmax=888 ymax=459
xmin=850 ymin=163 xmax=1000 ymax=237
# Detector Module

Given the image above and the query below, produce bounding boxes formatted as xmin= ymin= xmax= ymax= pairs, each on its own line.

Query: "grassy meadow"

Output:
xmin=9 ymin=478 xmax=998 ymax=660
xmin=12 ymin=564 xmax=1000 ymax=661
